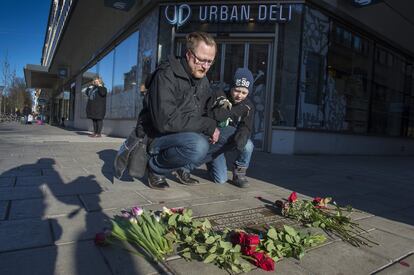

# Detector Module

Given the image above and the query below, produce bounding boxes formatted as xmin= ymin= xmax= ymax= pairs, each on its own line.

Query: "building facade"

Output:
xmin=25 ymin=0 xmax=414 ymax=154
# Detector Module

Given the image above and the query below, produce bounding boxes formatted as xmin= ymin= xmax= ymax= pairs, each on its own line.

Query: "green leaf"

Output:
xmin=219 ymin=241 xmax=233 ymax=251
xmin=233 ymin=244 xmax=241 ymax=253
xmin=205 ymin=236 xmax=215 ymax=244
xmin=184 ymin=236 xmax=192 ymax=242
xmin=209 ymin=245 xmax=217 ymax=253
xmin=202 ymin=219 xmax=212 ymax=230
xmin=285 ymin=235 xmax=293 ymax=244
xmin=203 ymin=254 xmax=217 ymax=263
xmin=266 ymin=241 xmax=276 ymax=251
xmin=241 ymin=263 xmax=252 ymax=272
xmin=182 ymin=252 xmax=191 ymax=259
xmin=284 ymin=225 xmax=297 ymax=236
xmin=196 ymin=245 xmax=207 ymax=254
xmin=267 ymin=228 xmax=278 ymax=240
xmin=168 ymin=215 xmax=177 ymax=226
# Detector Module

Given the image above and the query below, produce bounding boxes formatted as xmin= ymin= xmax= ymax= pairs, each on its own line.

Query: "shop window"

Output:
xmin=110 ymin=31 xmax=139 ymax=119
xmin=370 ymin=46 xmax=406 ymax=136
xmin=272 ymin=4 xmax=303 ymax=127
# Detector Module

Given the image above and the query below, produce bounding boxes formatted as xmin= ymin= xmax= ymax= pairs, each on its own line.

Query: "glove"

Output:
xmin=213 ymin=96 xmax=232 ymax=110
xmin=234 ymin=129 xmax=249 ymax=151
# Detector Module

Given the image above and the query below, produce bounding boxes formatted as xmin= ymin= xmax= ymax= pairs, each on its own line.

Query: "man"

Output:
xmin=143 ymin=31 xmax=219 ymax=189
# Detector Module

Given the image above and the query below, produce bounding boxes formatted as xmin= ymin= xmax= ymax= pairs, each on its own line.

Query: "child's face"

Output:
xmin=231 ymin=87 xmax=249 ymax=103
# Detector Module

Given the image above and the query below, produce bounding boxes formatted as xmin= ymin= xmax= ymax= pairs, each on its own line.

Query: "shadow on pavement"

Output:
xmin=246 ymin=152 xmax=414 ymax=226
xmin=0 ymin=157 xmax=166 ymax=274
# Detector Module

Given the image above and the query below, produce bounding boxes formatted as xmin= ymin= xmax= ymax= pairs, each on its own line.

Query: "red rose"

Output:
xmin=244 ymin=234 xmax=260 ymax=246
xmin=94 ymin=232 xmax=107 ymax=246
xmin=252 ymin=252 xmax=275 ymax=271
xmin=288 ymin=192 xmax=297 ymax=203
xmin=259 ymin=256 xmax=275 ymax=271
xmin=313 ymin=197 xmax=322 ymax=204
xmin=231 ymin=232 xmax=246 ymax=245
xmin=241 ymin=245 xmax=257 ymax=256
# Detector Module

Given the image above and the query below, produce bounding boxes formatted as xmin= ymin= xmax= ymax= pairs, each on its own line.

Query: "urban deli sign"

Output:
xmin=164 ymin=4 xmax=294 ymax=28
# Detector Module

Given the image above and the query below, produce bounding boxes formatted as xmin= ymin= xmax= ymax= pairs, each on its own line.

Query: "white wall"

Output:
xmin=271 ymin=129 xmax=414 ymax=155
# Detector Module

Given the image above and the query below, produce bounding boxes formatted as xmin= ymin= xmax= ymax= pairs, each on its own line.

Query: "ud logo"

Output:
xmin=164 ymin=4 xmax=192 ymax=28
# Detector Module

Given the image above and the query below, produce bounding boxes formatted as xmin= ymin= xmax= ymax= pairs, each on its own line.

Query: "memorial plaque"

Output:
xmin=196 ymin=207 xmax=298 ymax=232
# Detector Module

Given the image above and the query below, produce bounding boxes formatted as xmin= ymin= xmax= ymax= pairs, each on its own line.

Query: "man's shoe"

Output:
xmin=147 ymin=168 xmax=169 ymax=190
xmin=175 ymin=169 xmax=200 ymax=185
xmin=232 ymin=166 xmax=249 ymax=188
xmin=88 ymin=133 xmax=96 ymax=137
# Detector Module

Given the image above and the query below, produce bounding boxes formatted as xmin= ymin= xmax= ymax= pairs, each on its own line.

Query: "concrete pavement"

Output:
xmin=0 ymin=122 xmax=413 ymax=274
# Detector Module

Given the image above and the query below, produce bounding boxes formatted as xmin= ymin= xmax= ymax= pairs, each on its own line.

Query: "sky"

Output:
xmin=0 ymin=0 xmax=50 ymax=85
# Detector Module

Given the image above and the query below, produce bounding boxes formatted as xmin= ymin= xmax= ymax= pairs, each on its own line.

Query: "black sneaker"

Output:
xmin=232 ymin=166 xmax=249 ymax=188
xmin=147 ymin=168 xmax=169 ymax=190
xmin=175 ymin=169 xmax=200 ymax=185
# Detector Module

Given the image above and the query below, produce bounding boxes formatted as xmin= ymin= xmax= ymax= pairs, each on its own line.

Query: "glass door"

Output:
xmin=177 ymin=40 xmax=272 ymax=150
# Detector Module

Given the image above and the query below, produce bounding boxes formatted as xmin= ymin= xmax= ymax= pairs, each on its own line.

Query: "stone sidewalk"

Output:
xmin=0 ymin=122 xmax=413 ymax=275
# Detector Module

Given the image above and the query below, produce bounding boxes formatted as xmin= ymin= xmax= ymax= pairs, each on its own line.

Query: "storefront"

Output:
xmin=26 ymin=0 xmax=414 ymax=154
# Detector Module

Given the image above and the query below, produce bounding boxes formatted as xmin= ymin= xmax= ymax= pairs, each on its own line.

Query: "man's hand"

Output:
xmin=209 ymin=128 xmax=220 ymax=144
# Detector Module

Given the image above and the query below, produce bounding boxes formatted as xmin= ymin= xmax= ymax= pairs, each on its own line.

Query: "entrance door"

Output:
xmin=177 ymin=40 xmax=272 ymax=151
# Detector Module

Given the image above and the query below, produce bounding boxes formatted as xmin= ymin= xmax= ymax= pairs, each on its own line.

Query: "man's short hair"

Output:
xmin=186 ymin=31 xmax=216 ymax=52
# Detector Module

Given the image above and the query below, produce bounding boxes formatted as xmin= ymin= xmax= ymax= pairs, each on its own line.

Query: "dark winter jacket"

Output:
xmin=85 ymin=85 xmax=107 ymax=120
xmin=145 ymin=55 xmax=216 ymax=137
xmin=208 ymin=89 xmax=255 ymax=150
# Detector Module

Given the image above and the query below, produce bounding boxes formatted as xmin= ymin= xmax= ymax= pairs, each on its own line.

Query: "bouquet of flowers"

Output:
xmin=276 ymin=192 xmax=378 ymax=247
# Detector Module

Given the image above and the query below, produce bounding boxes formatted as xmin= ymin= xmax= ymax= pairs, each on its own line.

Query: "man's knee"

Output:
xmin=183 ymin=133 xmax=209 ymax=162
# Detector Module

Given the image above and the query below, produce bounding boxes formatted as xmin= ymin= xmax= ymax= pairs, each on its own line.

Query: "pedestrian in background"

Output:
xmin=83 ymin=77 xmax=107 ymax=137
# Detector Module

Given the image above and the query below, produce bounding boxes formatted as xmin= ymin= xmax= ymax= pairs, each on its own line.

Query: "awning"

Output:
xmin=24 ymin=64 xmax=59 ymax=89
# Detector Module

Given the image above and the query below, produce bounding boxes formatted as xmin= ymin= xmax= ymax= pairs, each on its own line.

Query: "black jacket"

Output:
xmin=146 ymin=55 xmax=216 ymax=137
xmin=85 ymin=85 xmax=107 ymax=120
xmin=208 ymin=89 xmax=255 ymax=150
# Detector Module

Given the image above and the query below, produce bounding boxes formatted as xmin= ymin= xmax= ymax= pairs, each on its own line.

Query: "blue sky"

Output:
xmin=0 ymin=0 xmax=50 ymax=85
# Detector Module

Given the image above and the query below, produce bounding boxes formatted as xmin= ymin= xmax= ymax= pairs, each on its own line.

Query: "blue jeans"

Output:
xmin=147 ymin=132 xmax=209 ymax=175
xmin=207 ymin=139 xmax=254 ymax=184
xmin=192 ymin=126 xmax=254 ymax=184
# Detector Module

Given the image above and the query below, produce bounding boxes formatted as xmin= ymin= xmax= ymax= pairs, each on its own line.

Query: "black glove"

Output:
xmin=234 ymin=129 xmax=249 ymax=151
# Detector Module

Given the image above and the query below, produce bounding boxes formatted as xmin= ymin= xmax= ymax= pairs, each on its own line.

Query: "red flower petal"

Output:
xmin=288 ymin=192 xmax=297 ymax=203
xmin=244 ymin=234 xmax=260 ymax=246
xmin=399 ymin=261 xmax=410 ymax=267
xmin=94 ymin=232 xmax=107 ymax=246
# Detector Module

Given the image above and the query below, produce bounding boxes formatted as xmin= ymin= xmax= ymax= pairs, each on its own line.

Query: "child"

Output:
xmin=207 ymin=67 xmax=255 ymax=188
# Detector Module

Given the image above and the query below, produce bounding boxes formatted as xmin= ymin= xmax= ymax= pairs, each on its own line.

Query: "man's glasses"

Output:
xmin=189 ymin=49 xmax=214 ymax=67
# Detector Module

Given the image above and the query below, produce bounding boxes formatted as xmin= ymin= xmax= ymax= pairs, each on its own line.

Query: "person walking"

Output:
xmin=83 ymin=77 xmax=107 ymax=137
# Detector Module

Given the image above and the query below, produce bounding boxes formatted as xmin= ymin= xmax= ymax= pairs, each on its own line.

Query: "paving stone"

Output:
xmin=0 ymin=168 xmax=41 ymax=177
xmin=44 ymin=180 xmax=106 ymax=196
xmin=360 ymin=229 xmax=414 ymax=261
xmin=0 ymin=186 xmax=44 ymax=200
xmin=9 ymin=195 xmax=84 ymax=220
xmin=358 ymin=216 xmax=414 ymax=240
xmin=166 ymin=258 xmax=228 ymax=275
xmin=0 ymin=219 xmax=53 ymax=252
xmin=247 ymin=258 xmax=311 ymax=274
xmin=0 ymin=200 xmax=8 ymax=220
xmin=0 ymin=177 xmax=14 ymax=187
xmin=138 ymin=187 xmax=199 ymax=203
xmin=376 ymin=253 xmax=414 ymax=275
xmin=292 ymin=241 xmax=389 ymax=275
xmin=99 ymin=239 xmax=165 ymax=275
xmin=52 ymin=210 xmax=111 ymax=244
xmin=0 ymin=241 xmax=112 ymax=275
xmin=80 ymin=191 xmax=150 ymax=211
xmin=16 ymin=175 xmax=65 ymax=186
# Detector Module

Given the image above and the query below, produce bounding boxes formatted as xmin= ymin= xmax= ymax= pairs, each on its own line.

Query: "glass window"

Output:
xmin=97 ymin=50 xmax=114 ymax=117
xmin=326 ymin=23 xmax=372 ymax=134
xmin=273 ymin=4 xmax=303 ymax=127
xmin=370 ymin=46 xmax=406 ymax=136
xmin=110 ymin=31 xmax=139 ymax=119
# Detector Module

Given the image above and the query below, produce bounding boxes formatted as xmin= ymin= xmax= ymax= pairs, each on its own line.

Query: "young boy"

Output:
xmin=207 ymin=67 xmax=255 ymax=188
